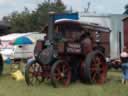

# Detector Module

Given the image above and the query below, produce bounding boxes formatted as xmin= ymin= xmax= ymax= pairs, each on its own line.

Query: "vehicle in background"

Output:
xmin=0 ymin=32 xmax=46 ymax=61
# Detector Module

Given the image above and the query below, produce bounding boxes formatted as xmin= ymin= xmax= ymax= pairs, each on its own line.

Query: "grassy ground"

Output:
xmin=0 ymin=64 xmax=128 ymax=96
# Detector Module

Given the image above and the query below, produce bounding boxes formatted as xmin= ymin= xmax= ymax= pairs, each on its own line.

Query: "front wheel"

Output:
xmin=51 ymin=60 xmax=71 ymax=88
xmin=25 ymin=60 xmax=44 ymax=86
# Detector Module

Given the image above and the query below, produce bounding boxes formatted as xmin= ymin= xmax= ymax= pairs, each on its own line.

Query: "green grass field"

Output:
xmin=0 ymin=64 xmax=128 ymax=96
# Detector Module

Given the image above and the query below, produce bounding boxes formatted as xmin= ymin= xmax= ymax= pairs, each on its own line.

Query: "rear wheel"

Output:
xmin=82 ymin=51 xmax=107 ymax=84
xmin=51 ymin=60 xmax=71 ymax=88
xmin=25 ymin=60 xmax=44 ymax=86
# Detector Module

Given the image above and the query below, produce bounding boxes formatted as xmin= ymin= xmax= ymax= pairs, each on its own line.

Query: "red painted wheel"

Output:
xmin=25 ymin=60 xmax=44 ymax=86
xmin=83 ymin=51 xmax=108 ymax=84
xmin=51 ymin=60 xmax=71 ymax=88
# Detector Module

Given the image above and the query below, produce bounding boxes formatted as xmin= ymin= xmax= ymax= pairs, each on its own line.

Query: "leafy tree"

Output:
xmin=35 ymin=0 xmax=66 ymax=29
xmin=123 ymin=4 xmax=128 ymax=14
xmin=3 ymin=0 xmax=66 ymax=33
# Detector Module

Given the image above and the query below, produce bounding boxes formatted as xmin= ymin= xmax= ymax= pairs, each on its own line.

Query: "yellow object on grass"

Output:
xmin=11 ymin=70 xmax=25 ymax=81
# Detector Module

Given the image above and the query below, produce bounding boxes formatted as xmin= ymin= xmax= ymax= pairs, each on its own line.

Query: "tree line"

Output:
xmin=3 ymin=0 xmax=68 ymax=33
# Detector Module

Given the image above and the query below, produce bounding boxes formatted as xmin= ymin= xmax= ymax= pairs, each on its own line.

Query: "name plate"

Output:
xmin=66 ymin=43 xmax=81 ymax=54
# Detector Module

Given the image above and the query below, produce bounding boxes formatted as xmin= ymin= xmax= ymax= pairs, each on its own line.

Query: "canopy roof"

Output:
xmin=42 ymin=19 xmax=111 ymax=33
xmin=55 ymin=19 xmax=111 ymax=32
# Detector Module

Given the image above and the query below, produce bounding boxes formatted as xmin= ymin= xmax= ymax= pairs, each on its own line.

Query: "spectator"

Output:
xmin=120 ymin=46 xmax=128 ymax=84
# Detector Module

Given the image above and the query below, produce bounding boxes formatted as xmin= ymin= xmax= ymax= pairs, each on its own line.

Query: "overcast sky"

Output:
xmin=0 ymin=0 xmax=128 ymax=19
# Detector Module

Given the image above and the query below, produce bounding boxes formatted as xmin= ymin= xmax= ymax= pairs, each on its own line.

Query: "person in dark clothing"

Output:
xmin=120 ymin=46 xmax=128 ymax=84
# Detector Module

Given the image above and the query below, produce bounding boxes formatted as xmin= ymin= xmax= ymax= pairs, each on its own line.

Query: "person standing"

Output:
xmin=120 ymin=46 xmax=128 ymax=84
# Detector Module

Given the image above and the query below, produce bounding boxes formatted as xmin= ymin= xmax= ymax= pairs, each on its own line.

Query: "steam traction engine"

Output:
xmin=25 ymin=13 xmax=110 ymax=87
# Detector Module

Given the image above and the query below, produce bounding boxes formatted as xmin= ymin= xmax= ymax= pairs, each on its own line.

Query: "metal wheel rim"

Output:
xmin=28 ymin=62 xmax=44 ymax=85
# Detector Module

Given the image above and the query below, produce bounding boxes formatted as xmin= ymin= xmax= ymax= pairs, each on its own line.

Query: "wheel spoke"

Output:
xmin=56 ymin=67 xmax=61 ymax=73
xmin=62 ymin=64 xmax=65 ymax=72
xmin=29 ymin=67 xmax=34 ymax=73
xmin=56 ymin=75 xmax=62 ymax=80
xmin=99 ymin=65 xmax=104 ymax=72
xmin=64 ymin=67 xmax=70 ymax=73
xmin=92 ymin=72 xmax=97 ymax=81
xmin=92 ymin=58 xmax=97 ymax=65
xmin=91 ymin=67 xmax=97 ymax=71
